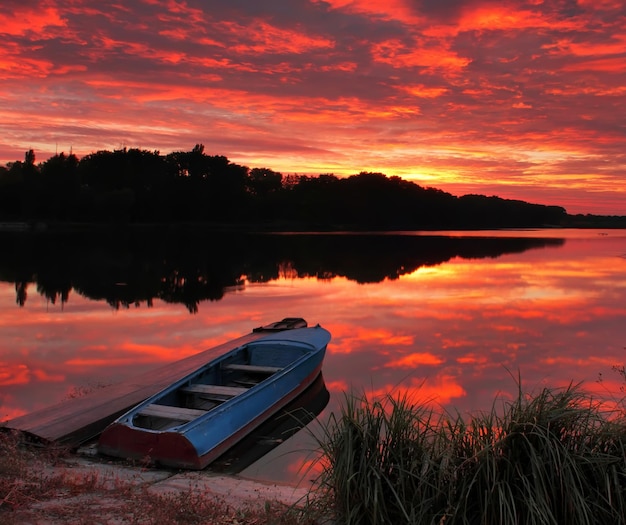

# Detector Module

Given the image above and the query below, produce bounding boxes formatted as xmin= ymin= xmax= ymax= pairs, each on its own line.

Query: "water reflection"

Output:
xmin=209 ymin=372 xmax=329 ymax=474
xmin=0 ymin=230 xmax=564 ymax=312
xmin=1 ymin=229 xmax=625 ymax=485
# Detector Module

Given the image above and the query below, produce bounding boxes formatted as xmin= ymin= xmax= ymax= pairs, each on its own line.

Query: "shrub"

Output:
xmin=312 ymin=383 xmax=626 ymax=525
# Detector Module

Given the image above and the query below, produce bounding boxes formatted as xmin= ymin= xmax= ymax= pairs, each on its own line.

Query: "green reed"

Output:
xmin=311 ymin=383 xmax=626 ymax=525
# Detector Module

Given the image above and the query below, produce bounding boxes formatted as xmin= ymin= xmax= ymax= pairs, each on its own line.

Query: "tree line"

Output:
xmin=0 ymin=144 xmax=568 ymax=228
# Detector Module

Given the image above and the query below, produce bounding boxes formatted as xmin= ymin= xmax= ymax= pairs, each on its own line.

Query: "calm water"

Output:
xmin=1 ymin=228 xmax=625 ymax=485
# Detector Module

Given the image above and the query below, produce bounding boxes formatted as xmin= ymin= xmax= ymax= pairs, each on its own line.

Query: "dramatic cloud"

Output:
xmin=0 ymin=0 xmax=624 ymax=213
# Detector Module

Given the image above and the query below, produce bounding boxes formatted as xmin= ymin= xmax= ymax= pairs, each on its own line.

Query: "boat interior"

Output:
xmin=131 ymin=341 xmax=311 ymax=431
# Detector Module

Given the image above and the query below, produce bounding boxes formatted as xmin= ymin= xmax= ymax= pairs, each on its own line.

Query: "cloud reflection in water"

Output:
xmin=0 ymin=229 xmax=625 ymax=483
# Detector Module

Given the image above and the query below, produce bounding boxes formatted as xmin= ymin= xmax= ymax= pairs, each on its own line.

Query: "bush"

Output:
xmin=312 ymin=382 xmax=626 ymax=525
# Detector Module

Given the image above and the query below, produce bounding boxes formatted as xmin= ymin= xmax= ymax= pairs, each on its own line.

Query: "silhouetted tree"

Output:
xmin=0 ymin=147 xmax=569 ymax=228
xmin=15 ymin=281 xmax=28 ymax=307
xmin=247 ymin=168 xmax=283 ymax=196
xmin=0 ymin=164 xmax=22 ymax=219
xmin=284 ymin=174 xmax=341 ymax=226
xmin=203 ymin=154 xmax=249 ymax=220
xmin=15 ymin=150 xmax=43 ymax=220
xmin=24 ymin=149 xmax=37 ymax=175
xmin=40 ymin=152 xmax=79 ymax=220
xmin=78 ymin=149 xmax=127 ymax=191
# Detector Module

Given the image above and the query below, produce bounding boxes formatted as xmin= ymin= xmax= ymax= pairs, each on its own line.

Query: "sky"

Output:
xmin=0 ymin=0 xmax=625 ymax=215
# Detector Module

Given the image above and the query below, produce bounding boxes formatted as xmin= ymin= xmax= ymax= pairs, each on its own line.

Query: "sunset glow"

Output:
xmin=0 ymin=1 xmax=624 ymax=214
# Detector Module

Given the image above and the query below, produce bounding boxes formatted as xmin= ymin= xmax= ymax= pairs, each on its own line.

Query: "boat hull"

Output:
xmin=98 ymin=326 xmax=330 ymax=469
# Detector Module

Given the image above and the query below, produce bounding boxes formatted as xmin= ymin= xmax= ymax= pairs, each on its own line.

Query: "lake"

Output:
xmin=1 ymin=228 xmax=625 ymax=485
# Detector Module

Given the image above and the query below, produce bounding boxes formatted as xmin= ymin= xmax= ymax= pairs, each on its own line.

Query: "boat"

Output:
xmin=97 ymin=325 xmax=331 ymax=470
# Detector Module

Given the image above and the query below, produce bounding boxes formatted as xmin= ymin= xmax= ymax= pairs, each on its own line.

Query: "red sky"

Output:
xmin=1 ymin=0 xmax=625 ymax=214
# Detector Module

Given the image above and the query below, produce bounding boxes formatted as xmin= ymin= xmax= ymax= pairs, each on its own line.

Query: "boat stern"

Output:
xmin=98 ymin=423 xmax=205 ymax=470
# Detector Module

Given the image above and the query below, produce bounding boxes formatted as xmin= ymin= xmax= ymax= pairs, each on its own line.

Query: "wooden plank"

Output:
xmin=223 ymin=364 xmax=282 ymax=374
xmin=137 ymin=404 xmax=207 ymax=421
xmin=181 ymin=384 xmax=248 ymax=397
xmin=2 ymin=319 xmax=305 ymax=446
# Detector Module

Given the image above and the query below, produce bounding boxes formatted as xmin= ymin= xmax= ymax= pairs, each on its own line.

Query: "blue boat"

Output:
xmin=97 ymin=325 xmax=331 ymax=469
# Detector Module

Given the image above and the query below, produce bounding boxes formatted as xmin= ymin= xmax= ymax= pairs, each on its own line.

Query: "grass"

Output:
xmin=310 ymin=380 xmax=626 ymax=525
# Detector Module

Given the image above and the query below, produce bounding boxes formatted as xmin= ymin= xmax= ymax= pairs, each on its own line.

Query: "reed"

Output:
xmin=311 ymin=382 xmax=626 ymax=525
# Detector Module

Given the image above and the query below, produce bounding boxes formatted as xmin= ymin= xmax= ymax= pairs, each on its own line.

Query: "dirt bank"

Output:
xmin=1 ymin=442 xmax=325 ymax=525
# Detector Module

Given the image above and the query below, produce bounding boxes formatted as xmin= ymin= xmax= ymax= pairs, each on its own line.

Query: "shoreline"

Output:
xmin=2 ymin=218 xmax=626 ymax=235
xmin=76 ymin=442 xmax=312 ymax=508
xmin=2 ymin=442 xmax=316 ymax=524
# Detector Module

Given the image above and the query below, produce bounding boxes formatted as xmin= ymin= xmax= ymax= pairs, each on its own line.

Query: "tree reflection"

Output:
xmin=0 ymin=231 xmax=564 ymax=312
xmin=15 ymin=281 xmax=27 ymax=307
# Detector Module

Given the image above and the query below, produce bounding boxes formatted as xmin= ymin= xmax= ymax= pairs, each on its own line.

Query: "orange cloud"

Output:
xmin=218 ymin=20 xmax=335 ymax=55
xmin=385 ymin=352 xmax=445 ymax=368
xmin=370 ymin=38 xmax=471 ymax=73
xmin=324 ymin=379 xmax=349 ymax=394
xmin=545 ymin=36 xmax=626 ymax=58
xmin=367 ymin=376 xmax=467 ymax=406
xmin=312 ymin=0 xmax=421 ymax=23
xmin=441 ymin=338 xmax=477 ymax=350
xmin=578 ymin=0 xmax=624 ymax=7
xmin=459 ymin=6 xmax=550 ymax=32
xmin=563 ymin=57 xmax=626 ymax=73
xmin=0 ymin=6 xmax=66 ymax=37
xmin=330 ymin=326 xmax=414 ymax=354
xmin=456 ymin=354 xmax=489 ymax=365
xmin=0 ymin=44 xmax=57 ymax=79
xmin=541 ymin=356 xmax=617 ymax=368
xmin=400 ymin=84 xmax=449 ymax=98
xmin=1 ymin=406 xmax=27 ymax=421
xmin=0 ymin=363 xmax=30 ymax=386
xmin=32 ymin=369 xmax=65 ymax=382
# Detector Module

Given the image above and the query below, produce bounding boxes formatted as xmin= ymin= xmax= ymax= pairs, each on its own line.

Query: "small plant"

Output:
xmin=614 ymin=363 xmax=626 ymax=393
xmin=599 ymin=362 xmax=626 ymax=414
xmin=0 ymin=430 xmax=43 ymax=512
xmin=310 ymin=382 xmax=626 ymax=525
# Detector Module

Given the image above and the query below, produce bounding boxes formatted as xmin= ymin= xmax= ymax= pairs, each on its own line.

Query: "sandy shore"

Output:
xmin=74 ymin=452 xmax=311 ymax=508
xmin=3 ymin=444 xmax=319 ymax=524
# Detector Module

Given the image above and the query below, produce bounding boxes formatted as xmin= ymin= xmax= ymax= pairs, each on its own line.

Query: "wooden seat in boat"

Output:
xmin=222 ymin=364 xmax=283 ymax=374
xmin=181 ymin=384 xmax=249 ymax=397
xmin=138 ymin=404 xmax=207 ymax=421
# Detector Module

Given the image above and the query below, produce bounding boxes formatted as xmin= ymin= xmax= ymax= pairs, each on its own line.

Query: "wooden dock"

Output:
xmin=2 ymin=318 xmax=307 ymax=447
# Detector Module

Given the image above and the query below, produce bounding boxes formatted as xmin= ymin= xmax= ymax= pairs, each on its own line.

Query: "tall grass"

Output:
xmin=311 ymin=383 xmax=626 ymax=525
